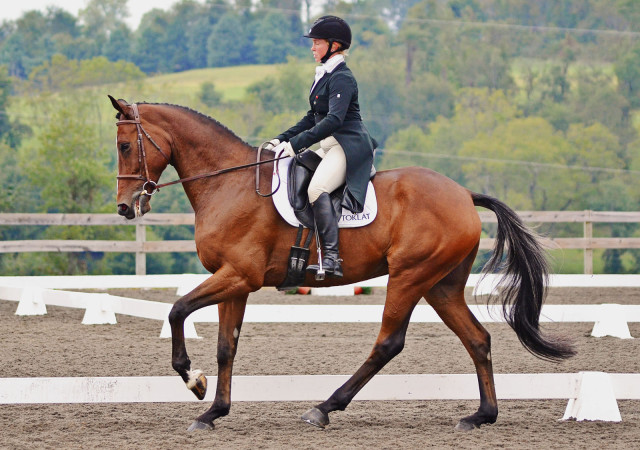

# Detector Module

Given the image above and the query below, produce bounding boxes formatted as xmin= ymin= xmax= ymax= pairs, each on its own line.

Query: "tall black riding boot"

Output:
xmin=307 ymin=192 xmax=343 ymax=278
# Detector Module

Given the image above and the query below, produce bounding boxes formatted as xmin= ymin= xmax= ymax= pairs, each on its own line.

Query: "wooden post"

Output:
xmin=136 ymin=224 xmax=146 ymax=275
xmin=584 ymin=210 xmax=593 ymax=275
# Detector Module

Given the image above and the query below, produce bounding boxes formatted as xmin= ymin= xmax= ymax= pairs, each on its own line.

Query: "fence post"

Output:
xmin=584 ymin=210 xmax=593 ymax=275
xmin=136 ymin=224 xmax=146 ymax=275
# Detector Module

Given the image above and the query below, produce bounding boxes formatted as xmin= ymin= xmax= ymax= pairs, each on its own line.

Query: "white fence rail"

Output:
xmin=0 ymin=372 xmax=632 ymax=422
xmin=1 ymin=274 xmax=639 ymax=338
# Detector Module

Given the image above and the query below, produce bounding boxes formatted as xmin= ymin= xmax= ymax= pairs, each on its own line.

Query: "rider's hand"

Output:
xmin=273 ymin=141 xmax=296 ymax=158
xmin=263 ymin=138 xmax=280 ymax=151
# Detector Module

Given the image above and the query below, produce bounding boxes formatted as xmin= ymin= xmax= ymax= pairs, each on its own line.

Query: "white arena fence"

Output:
xmin=2 ymin=273 xmax=640 ymax=422
xmin=0 ymin=372 xmax=638 ymax=422
xmin=1 ymin=274 xmax=638 ymax=339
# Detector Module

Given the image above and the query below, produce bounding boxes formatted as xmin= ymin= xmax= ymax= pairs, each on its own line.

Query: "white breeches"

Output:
xmin=308 ymin=136 xmax=347 ymax=203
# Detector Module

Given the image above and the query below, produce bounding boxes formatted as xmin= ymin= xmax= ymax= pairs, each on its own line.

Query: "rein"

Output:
xmin=116 ymin=103 xmax=287 ymax=197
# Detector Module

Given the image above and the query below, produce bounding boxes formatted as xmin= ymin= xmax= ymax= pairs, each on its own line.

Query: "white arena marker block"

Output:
xmin=310 ymin=286 xmax=354 ymax=296
xmin=591 ymin=304 xmax=632 ymax=339
xmin=15 ymin=288 xmax=47 ymax=316
xmin=160 ymin=317 xmax=200 ymax=339
xmin=82 ymin=294 xmax=117 ymax=325
xmin=562 ymin=372 xmax=621 ymax=422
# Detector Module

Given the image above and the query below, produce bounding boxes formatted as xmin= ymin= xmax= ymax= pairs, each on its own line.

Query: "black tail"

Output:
xmin=472 ymin=192 xmax=576 ymax=361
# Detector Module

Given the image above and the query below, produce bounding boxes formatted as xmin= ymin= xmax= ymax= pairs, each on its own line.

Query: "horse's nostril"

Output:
xmin=117 ymin=204 xmax=129 ymax=215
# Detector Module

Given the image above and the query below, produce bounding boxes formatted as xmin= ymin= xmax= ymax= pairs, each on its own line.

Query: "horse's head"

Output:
xmin=109 ymin=95 xmax=173 ymax=219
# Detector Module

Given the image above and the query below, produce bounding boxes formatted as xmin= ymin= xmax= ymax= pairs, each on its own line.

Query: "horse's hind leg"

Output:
xmin=302 ymin=279 xmax=423 ymax=428
xmin=426 ymin=256 xmax=498 ymax=430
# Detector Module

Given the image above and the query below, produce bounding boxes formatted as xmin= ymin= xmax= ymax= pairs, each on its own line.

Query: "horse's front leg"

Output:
xmin=188 ymin=297 xmax=248 ymax=431
xmin=168 ymin=268 xmax=251 ymax=405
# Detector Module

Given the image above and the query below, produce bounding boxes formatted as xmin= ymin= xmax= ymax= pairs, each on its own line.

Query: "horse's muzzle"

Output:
xmin=117 ymin=203 xmax=136 ymax=219
xmin=117 ymin=192 xmax=151 ymax=219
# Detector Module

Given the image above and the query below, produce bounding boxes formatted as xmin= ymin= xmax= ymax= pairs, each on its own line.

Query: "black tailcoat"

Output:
xmin=276 ymin=62 xmax=377 ymax=214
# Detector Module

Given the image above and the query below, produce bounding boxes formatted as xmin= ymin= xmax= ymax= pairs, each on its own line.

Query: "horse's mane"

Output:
xmin=137 ymin=102 xmax=252 ymax=147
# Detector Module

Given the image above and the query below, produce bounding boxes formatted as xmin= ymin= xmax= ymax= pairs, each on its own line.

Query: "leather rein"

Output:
xmin=115 ymin=103 xmax=287 ymax=197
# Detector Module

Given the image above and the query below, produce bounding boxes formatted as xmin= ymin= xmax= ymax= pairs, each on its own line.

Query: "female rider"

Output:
xmin=268 ymin=15 xmax=377 ymax=278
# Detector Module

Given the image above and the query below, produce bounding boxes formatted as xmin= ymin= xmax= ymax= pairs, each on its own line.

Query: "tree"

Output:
xmin=133 ymin=9 xmax=171 ymax=73
xmin=103 ymin=24 xmax=133 ymax=62
xmin=207 ymin=12 xmax=254 ymax=67
xmin=9 ymin=97 xmax=123 ymax=275
xmin=348 ymin=40 xmax=405 ymax=145
xmin=253 ymin=12 xmax=298 ymax=64
xmin=615 ymin=43 xmax=640 ymax=109
xmin=20 ymin=98 xmax=112 ymax=213
xmin=402 ymin=72 xmax=455 ymax=125
xmin=0 ymin=65 xmax=29 ymax=148
xmin=79 ymin=0 xmax=129 ymax=55
xmin=185 ymin=1 xmax=229 ymax=69
xmin=27 ymin=55 xmax=145 ymax=91
xmin=459 ymin=117 xmax=575 ymax=210
xmin=164 ymin=0 xmax=203 ymax=71
xmin=198 ymin=82 xmax=223 ymax=107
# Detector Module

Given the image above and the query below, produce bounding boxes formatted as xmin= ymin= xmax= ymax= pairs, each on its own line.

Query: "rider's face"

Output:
xmin=311 ymin=39 xmax=331 ymax=63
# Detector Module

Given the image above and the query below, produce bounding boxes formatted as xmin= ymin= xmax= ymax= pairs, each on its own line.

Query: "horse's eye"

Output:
xmin=119 ymin=142 xmax=131 ymax=153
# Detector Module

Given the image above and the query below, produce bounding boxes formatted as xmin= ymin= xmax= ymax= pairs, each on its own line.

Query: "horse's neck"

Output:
xmin=169 ymin=117 xmax=256 ymax=212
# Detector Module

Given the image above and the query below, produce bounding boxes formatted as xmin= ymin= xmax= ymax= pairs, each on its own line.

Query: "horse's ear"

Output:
xmin=108 ymin=95 xmax=133 ymax=119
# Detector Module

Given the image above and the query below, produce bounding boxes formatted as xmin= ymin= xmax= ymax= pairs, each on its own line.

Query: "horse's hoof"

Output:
xmin=187 ymin=420 xmax=214 ymax=432
xmin=454 ymin=419 xmax=478 ymax=431
xmin=301 ymin=407 xmax=329 ymax=429
xmin=186 ymin=369 xmax=207 ymax=400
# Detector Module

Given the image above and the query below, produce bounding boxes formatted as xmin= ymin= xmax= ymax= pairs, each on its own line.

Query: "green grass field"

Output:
xmin=143 ymin=62 xmax=314 ymax=101
xmin=144 ymin=65 xmax=282 ymax=101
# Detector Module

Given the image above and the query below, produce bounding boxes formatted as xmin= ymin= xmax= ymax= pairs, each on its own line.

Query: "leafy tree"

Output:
xmin=7 ymin=97 xmax=126 ymax=275
xmin=570 ymin=70 xmax=633 ymax=147
xmin=164 ymin=0 xmax=204 ymax=71
xmin=348 ymin=40 xmax=405 ymax=145
xmin=103 ymin=24 xmax=134 ymax=62
xmin=246 ymin=56 xmax=309 ymax=113
xmin=615 ymin=43 xmax=640 ymax=109
xmin=0 ymin=66 xmax=13 ymax=141
xmin=20 ymin=98 xmax=112 ymax=213
xmin=0 ymin=65 xmax=29 ymax=148
xmin=402 ymin=72 xmax=455 ymax=125
xmin=185 ymin=1 xmax=230 ymax=69
xmin=0 ymin=141 xmax=24 ymax=212
xmin=207 ymin=12 xmax=254 ymax=67
xmin=253 ymin=12 xmax=298 ymax=64
xmin=198 ymin=81 xmax=223 ymax=107
xmin=461 ymin=117 xmax=573 ymax=209
xmin=2 ymin=11 xmax=50 ymax=78
xmin=27 ymin=55 xmax=144 ymax=91
xmin=133 ymin=9 xmax=171 ymax=73
xmin=79 ymin=0 xmax=129 ymax=55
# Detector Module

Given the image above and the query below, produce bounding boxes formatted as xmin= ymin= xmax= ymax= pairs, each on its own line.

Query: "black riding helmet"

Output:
xmin=304 ymin=15 xmax=352 ymax=63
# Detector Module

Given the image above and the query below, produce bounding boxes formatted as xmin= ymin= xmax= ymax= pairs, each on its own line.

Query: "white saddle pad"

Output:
xmin=272 ymin=153 xmax=377 ymax=228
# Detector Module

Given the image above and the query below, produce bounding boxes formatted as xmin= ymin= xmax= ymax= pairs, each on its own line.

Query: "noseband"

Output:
xmin=116 ymin=103 xmax=171 ymax=196
xmin=115 ymin=102 xmax=288 ymax=198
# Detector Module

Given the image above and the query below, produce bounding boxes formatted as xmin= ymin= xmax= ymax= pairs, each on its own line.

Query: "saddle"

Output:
xmin=275 ymin=151 xmax=377 ymax=291
xmin=287 ymin=151 xmax=343 ymax=229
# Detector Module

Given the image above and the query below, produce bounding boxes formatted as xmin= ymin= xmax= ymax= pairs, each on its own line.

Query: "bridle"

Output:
xmin=115 ymin=102 xmax=288 ymax=198
xmin=116 ymin=103 xmax=171 ymax=196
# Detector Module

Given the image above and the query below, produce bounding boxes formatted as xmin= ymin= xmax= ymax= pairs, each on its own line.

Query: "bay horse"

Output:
xmin=109 ymin=96 xmax=575 ymax=432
